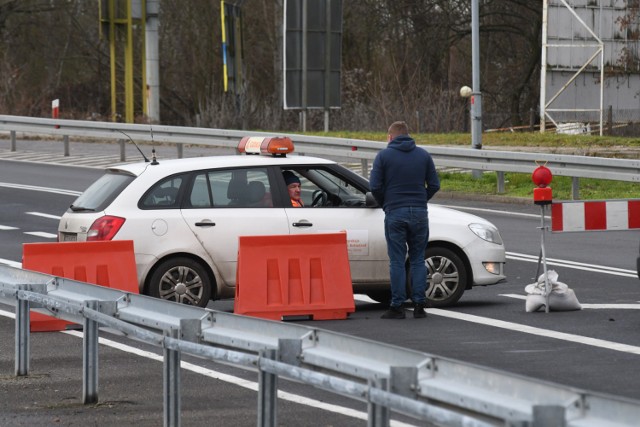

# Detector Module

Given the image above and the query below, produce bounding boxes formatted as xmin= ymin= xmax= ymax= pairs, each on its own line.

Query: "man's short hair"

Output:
xmin=388 ymin=121 xmax=409 ymax=138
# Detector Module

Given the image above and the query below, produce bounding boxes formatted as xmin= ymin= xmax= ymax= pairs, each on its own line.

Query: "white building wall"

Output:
xmin=545 ymin=0 xmax=640 ymax=118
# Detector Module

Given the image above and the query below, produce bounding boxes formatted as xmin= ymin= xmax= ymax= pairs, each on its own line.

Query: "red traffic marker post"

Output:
xmin=532 ymin=162 xmax=553 ymax=312
xmin=52 ymin=99 xmax=60 ymax=129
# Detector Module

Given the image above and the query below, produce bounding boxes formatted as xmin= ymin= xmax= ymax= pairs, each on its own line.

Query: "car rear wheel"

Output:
xmin=147 ymin=257 xmax=212 ymax=307
xmin=424 ymin=246 xmax=467 ymax=307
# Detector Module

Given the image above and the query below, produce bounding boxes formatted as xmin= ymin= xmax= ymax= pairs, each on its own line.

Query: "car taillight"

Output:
xmin=87 ymin=216 xmax=126 ymax=241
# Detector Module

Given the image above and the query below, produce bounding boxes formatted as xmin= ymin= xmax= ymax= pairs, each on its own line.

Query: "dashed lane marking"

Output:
xmin=26 ymin=212 xmax=62 ymax=220
xmin=23 ymin=231 xmax=57 ymax=238
xmin=0 ymin=182 xmax=82 ymax=196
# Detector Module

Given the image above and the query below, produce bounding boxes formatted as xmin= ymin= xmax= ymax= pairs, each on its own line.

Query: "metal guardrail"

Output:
xmin=1 ymin=115 xmax=639 ymax=199
xmin=1 ymin=264 xmax=640 ymax=427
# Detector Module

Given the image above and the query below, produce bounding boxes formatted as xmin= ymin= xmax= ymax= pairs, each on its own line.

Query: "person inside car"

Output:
xmin=283 ymin=170 xmax=304 ymax=207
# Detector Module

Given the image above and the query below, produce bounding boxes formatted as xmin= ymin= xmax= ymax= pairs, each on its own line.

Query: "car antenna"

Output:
xmin=118 ymin=130 xmax=150 ymax=163
xmin=149 ymin=126 xmax=159 ymax=165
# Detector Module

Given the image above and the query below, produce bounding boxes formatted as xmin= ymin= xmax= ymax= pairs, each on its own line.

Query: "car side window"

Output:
xmin=187 ymin=168 xmax=272 ymax=208
xmin=189 ymin=173 xmax=213 ymax=208
xmin=139 ymin=175 xmax=184 ymax=209
xmin=286 ymin=167 xmax=367 ymax=208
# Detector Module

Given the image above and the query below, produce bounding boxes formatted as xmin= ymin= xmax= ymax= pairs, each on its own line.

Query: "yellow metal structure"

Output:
xmin=220 ymin=1 xmax=228 ymax=92
xmin=99 ymin=0 xmax=147 ymax=123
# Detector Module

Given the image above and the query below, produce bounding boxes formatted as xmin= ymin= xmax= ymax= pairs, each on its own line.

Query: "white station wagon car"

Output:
xmin=58 ymin=137 xmax=506 ymax=308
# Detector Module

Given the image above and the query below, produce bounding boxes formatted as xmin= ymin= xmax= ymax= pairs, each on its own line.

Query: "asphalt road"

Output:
xmin=1 ymin=145 xmax=639 ymax=425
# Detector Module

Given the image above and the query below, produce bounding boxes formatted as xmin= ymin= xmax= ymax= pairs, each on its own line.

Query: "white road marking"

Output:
xmin=428 ymin=307 xmax=640 ymax=355
xmin=63 ymin=332 xmax=404 ymax=424
xmin=0 ymin=307 xmax=411 ymax=426
xmin=24 ymin=231 xmax=57 ymax=238
xmin=354 ymin=294 xmax=640 ymax=355
xmin=0 ymin=225 xmax=19 ymax=230
xmin=0 ymin=258 xmax=22 ymax=268
xmin=0 ymin=182 xmax=82 ymax=196
xmin=436 ymin=204 xmax=541 ymax=219
xmin=500 ymin=293 xmax=640 ymax=309
xmin=26 ymin=212 xmax=62 ymax=220
xmin=507 ymin=251 xmax=638 ymax=278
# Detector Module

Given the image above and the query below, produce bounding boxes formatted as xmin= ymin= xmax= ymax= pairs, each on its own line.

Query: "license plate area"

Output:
xmin=61 ymin=233 xmax=77 ymax=242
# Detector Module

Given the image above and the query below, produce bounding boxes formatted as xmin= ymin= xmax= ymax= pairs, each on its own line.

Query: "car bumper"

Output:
xmin=464 ymin=239 xmax=507 ymax=286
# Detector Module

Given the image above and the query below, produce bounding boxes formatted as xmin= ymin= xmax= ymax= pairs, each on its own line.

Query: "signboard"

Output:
xmin=283 ymin=0 xmax=342 ymax=109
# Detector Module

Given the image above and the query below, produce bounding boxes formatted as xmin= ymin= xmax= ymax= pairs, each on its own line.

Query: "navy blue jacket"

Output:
xmin=369 ymin=135 xmax=440 ymax=212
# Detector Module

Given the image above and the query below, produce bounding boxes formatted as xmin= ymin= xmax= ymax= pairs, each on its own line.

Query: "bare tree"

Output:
xmin=0 ymin=0 xmax=549 ymax=133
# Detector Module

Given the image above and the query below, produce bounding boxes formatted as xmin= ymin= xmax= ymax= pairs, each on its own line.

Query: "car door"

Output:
xmin=279 ymin=166 xmax=389 ymax=284
xmin=180 ymin=167 xmax=289 ymax=286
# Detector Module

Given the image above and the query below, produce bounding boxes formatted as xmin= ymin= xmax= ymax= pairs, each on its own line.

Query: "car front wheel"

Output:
xmin=147 ymin=257 xmax=212 ymax=307
xmin=424 ymin=246 xmax=467 ymax=307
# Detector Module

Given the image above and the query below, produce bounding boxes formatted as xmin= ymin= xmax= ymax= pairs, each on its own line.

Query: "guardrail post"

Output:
xmin=368 ymin=366 xmax=417 ymax=427
xmin=532 ymin=405 xmax=565 ymax=427
xmin=258 ymin=348 xmax=277 ymax=427
xmin=119 ymin=139 xmax=126 ymax=162
xmin=164 ymin=328 xmax=181 ymax=427
xmin=390 ymin=366 xmax=418 ymax=398
xmin=179 ymin=318 xmax=201 ymax=342
xmin=367 ymin=377 xmax=389 ymax=427
xmin=497 ymin=171 xmax=505 ymax=193
xmin=14 ymin=286 xmax=30 ymax=376
xmin=571 ymin=177 xmax=580 ymax=200
xmin=63 ymin=135 xmax=70 ymax=156
xmin=177 ymin=144 xmax=183 ymax=159
xmin=10 ymin=130 xmax=16 ymax=152
xmin=83 ymin=300 xmax=100 ymax=404
xmin=361 ymin=159 xmax=369 ymax=179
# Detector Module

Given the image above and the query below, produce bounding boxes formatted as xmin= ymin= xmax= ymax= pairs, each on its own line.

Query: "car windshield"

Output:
xmin=69 ymin=171 xmax=135 ymax=212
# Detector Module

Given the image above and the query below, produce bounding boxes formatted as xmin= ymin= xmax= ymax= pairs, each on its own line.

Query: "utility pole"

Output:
xmin=145 ymin=0 xmax=160 ymax=123
xmin=471 ymin=0 xmax=482 ymax=149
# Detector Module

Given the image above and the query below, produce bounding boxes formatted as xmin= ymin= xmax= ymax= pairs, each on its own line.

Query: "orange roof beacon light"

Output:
xmin=532 ymin=161 xmax=553 ymax=205
xmin=238 ymin=136 xmax=294 ymax=156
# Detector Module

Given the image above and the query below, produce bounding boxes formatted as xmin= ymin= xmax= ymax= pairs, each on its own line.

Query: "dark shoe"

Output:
xmin=381 ymin=306 xmax=406 ymax=319
xmin=413 ymin=303 xmax=427 ymax=319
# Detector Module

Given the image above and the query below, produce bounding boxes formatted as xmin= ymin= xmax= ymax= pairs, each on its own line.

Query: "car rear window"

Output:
xmin=69 ymin=171 xmax=135 ymax=213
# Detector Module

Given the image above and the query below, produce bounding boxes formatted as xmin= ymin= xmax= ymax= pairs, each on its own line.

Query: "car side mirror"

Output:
xmin=365 ymin=192 xmax=379 ymax=208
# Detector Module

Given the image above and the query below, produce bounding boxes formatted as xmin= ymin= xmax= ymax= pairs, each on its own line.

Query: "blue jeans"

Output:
xmin=384 ymin=206 xmax=429 ymax=307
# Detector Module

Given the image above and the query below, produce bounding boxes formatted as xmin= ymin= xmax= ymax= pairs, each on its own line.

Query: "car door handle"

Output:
xmin=195 ymin=221 xmax=216 ymax=227
xmin=292 ymin=221 xmax=313 ymax=227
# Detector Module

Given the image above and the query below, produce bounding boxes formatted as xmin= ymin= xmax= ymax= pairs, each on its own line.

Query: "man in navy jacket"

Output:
xmin=369 ymin=121 xmax=440 ymax=319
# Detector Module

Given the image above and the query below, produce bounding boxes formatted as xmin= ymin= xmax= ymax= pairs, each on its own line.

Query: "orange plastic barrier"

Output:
xmin=234 ymin=233 xmax=355 ymax=320
xmin=22 ymin=240 xmax=139 ymax=332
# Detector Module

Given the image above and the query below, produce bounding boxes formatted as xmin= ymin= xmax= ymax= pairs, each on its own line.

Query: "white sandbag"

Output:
xmin=525 ymin=294 xmax=546 ymax=313
xmin=525 ymin=270 xmax=581 ymax=312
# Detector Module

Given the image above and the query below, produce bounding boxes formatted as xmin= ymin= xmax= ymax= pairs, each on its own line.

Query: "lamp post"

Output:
xmin=471 ymin=0 xmax=482 ymax=149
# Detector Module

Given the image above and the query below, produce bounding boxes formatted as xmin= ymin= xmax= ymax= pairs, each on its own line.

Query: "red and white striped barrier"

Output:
xmin=551 ymin=199 xmax=640 ymax=232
